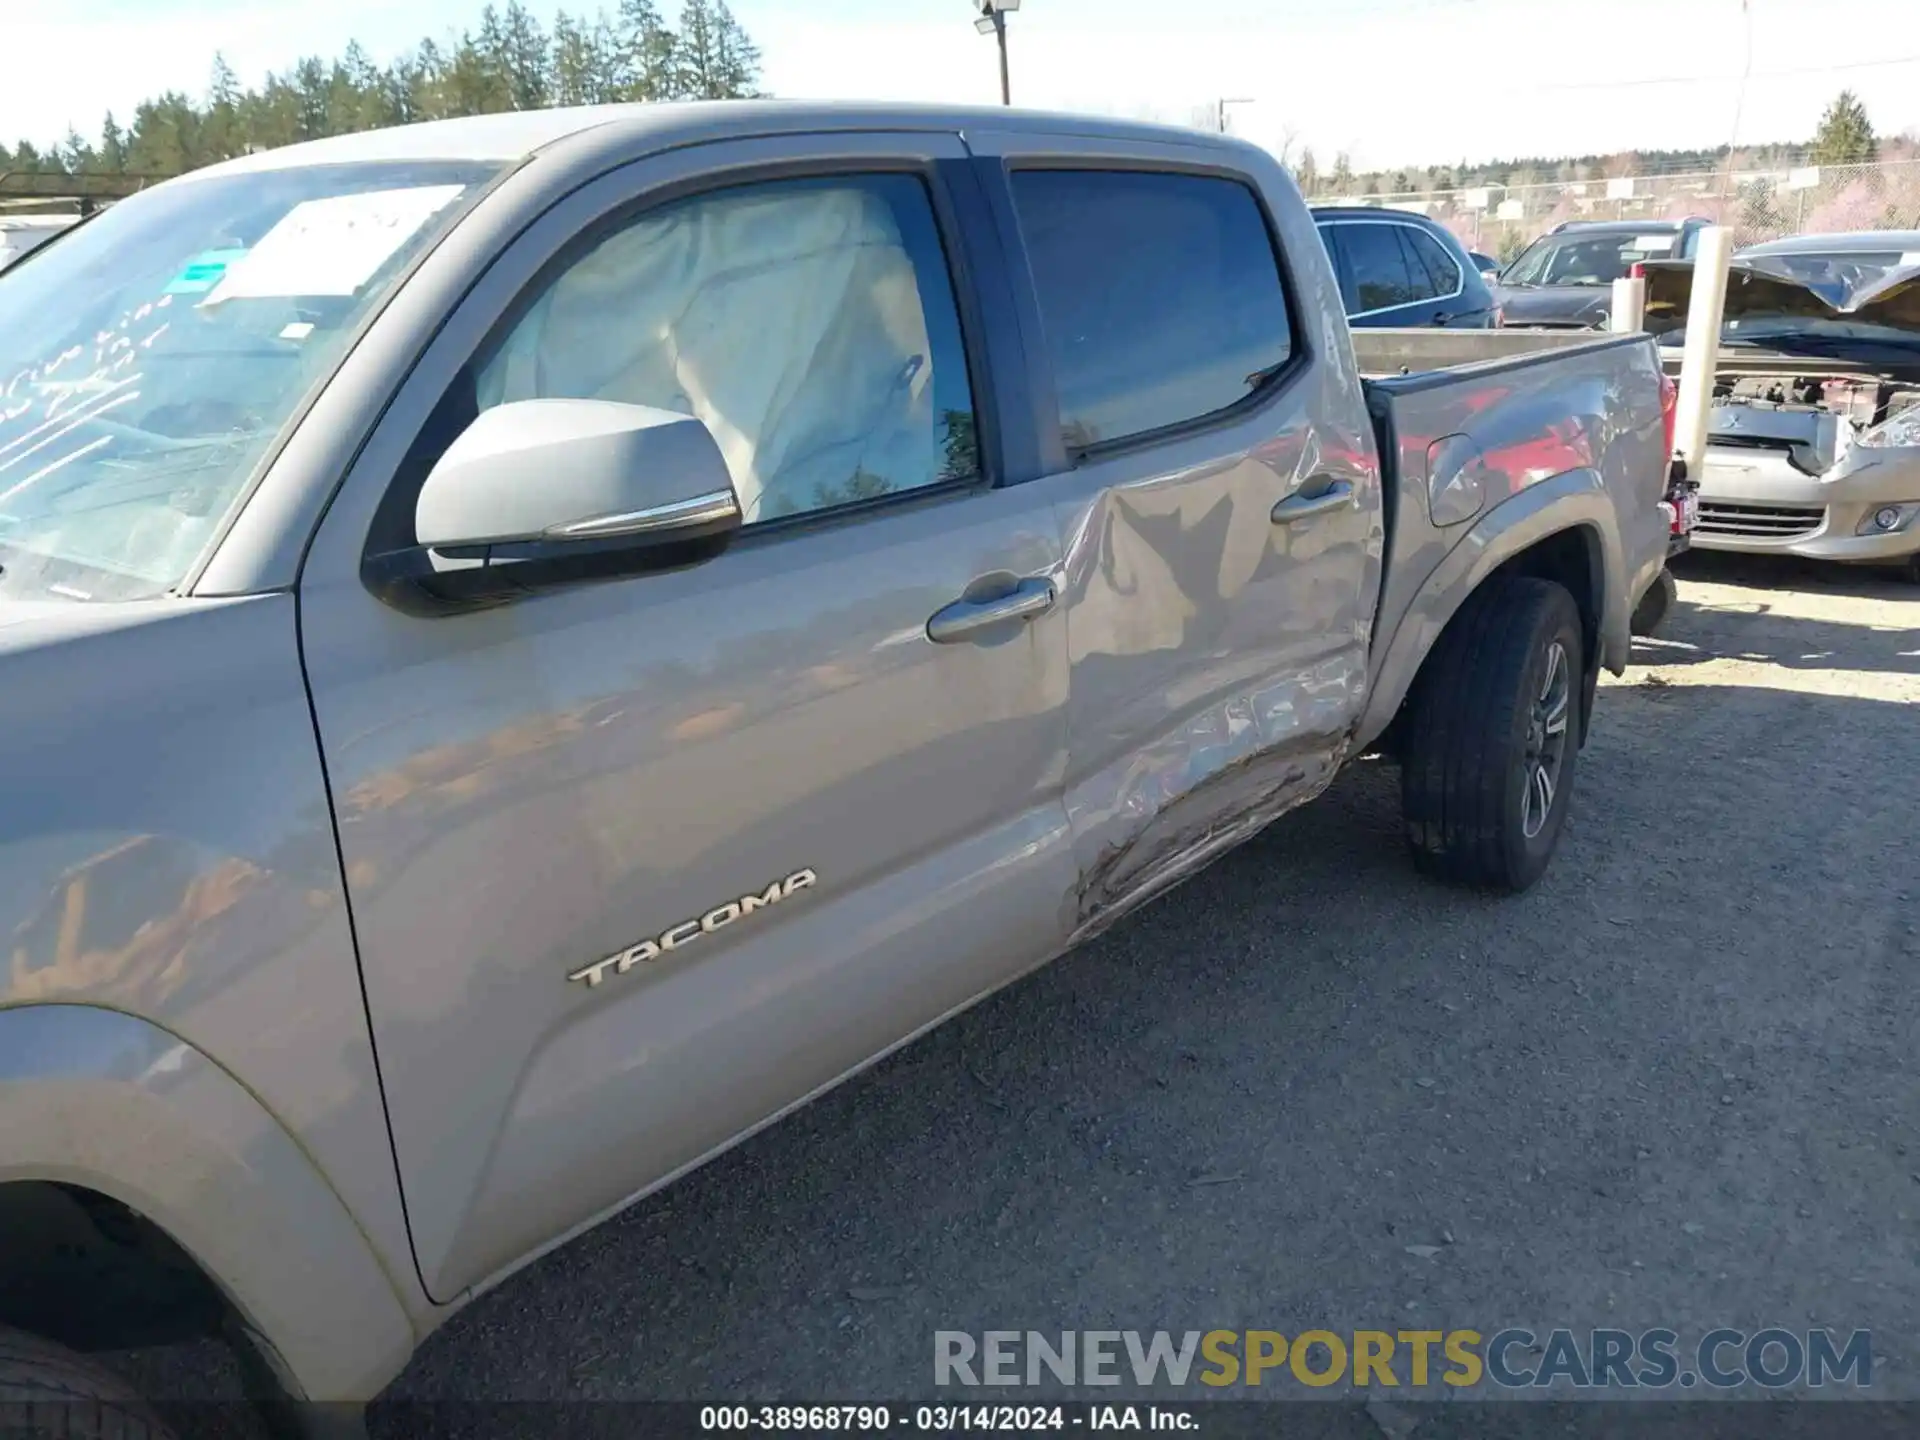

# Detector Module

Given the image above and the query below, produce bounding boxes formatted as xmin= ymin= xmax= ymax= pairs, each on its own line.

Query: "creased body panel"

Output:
xmin=1052 ymin=432 xmax=1379 ymax=936
xmin=963 ymin=130 xmax=1387 ymax=938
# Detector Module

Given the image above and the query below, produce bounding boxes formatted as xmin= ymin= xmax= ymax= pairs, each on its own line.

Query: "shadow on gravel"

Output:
xmin=1630 ymin=610 xmax=1920 ymax=674
xmin=1668 ymin=549 xmax=1916 ymax=602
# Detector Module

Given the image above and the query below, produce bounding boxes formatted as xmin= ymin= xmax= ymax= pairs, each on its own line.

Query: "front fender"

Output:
xmin=0 ymin=1005 xmax=415 ymax=1401
xmin=1358 ymin=467 xmax=1627 ymax=750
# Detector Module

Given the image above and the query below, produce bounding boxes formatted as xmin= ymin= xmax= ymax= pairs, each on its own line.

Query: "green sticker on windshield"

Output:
xmin=164 ymin=248 xmax=248 ymax=295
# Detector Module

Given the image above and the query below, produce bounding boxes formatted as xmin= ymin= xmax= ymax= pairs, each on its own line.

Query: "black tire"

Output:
xmin=0 ymin=1326 xmax=175 ymax=1440
xmin=1400 ymin=576 xmax=1584 ymax=893
xmin=1630 ymin=567 xmax=1677 ymax=637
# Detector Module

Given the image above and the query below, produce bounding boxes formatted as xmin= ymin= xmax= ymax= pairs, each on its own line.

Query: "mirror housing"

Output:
xmin=368 ymin=399 xmax=741 ymax=612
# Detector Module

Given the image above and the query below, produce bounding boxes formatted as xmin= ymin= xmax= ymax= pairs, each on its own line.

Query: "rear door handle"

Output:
xmin=926 ymin=577 xmax=1057 ymax=643
xmin=1433 ymin=311 xmax=1454 ymax=325
xmin=1271 ymin=479 xmax=1357 ymax=526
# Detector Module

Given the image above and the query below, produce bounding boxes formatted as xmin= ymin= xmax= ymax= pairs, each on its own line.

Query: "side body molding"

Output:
xmin=1358 ymin=467 xmax=1627 ymax=752
xmin=0 ymin=1006 xmax=416 ymax=1401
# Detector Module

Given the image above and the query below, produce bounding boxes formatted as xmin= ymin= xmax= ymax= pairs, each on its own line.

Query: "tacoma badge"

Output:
xmin=568 ymin=869 xmax=817 ymax=987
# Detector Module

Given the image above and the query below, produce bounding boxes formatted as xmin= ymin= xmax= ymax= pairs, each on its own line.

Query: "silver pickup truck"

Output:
xmin=0 ymin=102 xmax=1672 ymax=1438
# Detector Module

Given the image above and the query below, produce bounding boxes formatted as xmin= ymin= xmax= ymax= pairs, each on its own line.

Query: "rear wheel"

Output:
xmin=0 ymin=1326 xmax=176 ymax=1439
xmin=1400 ymin=576 xmax=1584 ymax=893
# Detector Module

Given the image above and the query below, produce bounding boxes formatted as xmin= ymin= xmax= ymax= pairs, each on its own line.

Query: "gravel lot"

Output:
xmin=136 ymin=553 xmax=1920 ymax=1429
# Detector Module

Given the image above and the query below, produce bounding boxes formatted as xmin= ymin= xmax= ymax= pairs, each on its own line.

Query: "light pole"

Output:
xmin=974 ymin=0 xmax=1019 ymax=107
xmin=1215 ymin=97 xmax=1252 ymax=134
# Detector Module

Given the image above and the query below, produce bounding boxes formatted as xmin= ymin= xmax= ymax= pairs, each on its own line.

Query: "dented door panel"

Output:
xmin=1050 ymin=407 xmax=1382 ymax=937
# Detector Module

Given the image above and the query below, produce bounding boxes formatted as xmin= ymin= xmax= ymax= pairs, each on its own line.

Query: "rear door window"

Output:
xmin=1402 ymin=227 xmax=1462 ymax=298
xmin=1316 ymin=223 xmax=1360 ymax=312
xmin=1009 ymin=169 xmax=1293 ymax=451
xmin=1337 ymin=223 xmax=1419 ymax=313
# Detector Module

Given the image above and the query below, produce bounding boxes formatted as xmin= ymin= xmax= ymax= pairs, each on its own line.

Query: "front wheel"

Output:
xmin=0 ymin=1326 xmax=176 ymax=1439
xmin=1400 ymin=576 xmax=1584 ymax=893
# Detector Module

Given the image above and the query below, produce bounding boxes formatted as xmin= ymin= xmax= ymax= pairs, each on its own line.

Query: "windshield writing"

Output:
xmin=0 ymin=160 xmax=494 ymax=601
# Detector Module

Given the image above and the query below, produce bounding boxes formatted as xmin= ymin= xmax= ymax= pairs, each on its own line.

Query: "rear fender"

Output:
xmin=1358 ymin=467 xmax=1625 ymax=751
xmin=0 ymin=1005 xmax=415 ymax=1402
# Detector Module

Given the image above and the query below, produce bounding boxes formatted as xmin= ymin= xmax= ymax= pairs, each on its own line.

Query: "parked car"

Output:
xmin=0 ymin=101 xmax=1675 ymax=1437
xmin=1311 ymin=205 xmax=1500 ymax=327
xmin=1642 ymin=230 xmax=1920 ymax=578
xmin=0 ymin=215 xmax=77 ymax=271
xmin=1497 ymin=217 xmax=1714 ymax=329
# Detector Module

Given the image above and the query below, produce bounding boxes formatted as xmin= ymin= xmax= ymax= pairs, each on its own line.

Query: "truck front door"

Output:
xmin=296 ymin=134 xmax=1075 ymax=1301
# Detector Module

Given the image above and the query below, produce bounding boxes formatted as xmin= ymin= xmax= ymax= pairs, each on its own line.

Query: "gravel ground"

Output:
xmin=129 ymin=552 xmax=1920 ymax=1430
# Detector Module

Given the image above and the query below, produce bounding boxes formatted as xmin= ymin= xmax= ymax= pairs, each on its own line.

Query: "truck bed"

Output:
xmin=1350 ymin=329 xmax=1671 ymax=732
xmin=1348 ymin=326 xmax=1633 ymax=379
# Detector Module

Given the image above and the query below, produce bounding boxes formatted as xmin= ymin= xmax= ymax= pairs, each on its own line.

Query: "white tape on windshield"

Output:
xmin=1632 ymin=235 xmax=1676 ymax=251
xmin=203 ymin=184 xmax=465 ymax=303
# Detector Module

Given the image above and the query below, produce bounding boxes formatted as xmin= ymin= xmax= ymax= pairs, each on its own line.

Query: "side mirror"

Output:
xmin=369 ymin=398 xmax=742 ymax=611
xmin=1481 ymin=268 xmax=1501 ymax=287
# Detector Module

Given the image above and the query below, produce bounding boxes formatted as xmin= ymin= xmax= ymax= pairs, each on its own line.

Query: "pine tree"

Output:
xmin=31 ymin=3 xmax=770 ymax=179
xmin=497 ymin=2 xmax=553 ymax=110
xmin=1810 ymin=90 xmax=1877 ymax=167
xmin=551 ymin=13 xmax=595 ymax=106
xmin=98 ymin=114 xmax=127 ymax=173
xmin=676 ymin=0 xmax=721 ymax=99
xmin=619 ymin=0 xmax=681 ymax=100
xmin=708 ymin=1 xmax=763 ymax=99
xmin=292 ymin=57 xmax=331 ymax=141
xmin=60 ymin=127 xmax=95 ymax=175
xmin=204 ymin=53 xmax=243 ymax=161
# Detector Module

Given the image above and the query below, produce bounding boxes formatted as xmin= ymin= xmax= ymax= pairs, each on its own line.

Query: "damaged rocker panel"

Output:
xmin=1068 ymin=730 xmax=1354 ymax=945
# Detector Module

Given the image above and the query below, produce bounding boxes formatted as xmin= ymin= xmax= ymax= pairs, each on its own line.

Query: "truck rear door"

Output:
xmin=961 ymin=131 xmax=1385 ymax=933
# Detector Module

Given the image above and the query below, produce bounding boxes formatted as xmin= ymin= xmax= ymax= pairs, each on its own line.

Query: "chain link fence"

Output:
xmin=1305 ymin=159 xmax=1920 ymax=262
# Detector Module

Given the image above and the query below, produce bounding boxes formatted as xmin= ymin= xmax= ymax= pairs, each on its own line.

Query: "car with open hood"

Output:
xmin=1642 ymin=230 xmax=1920 ymax=576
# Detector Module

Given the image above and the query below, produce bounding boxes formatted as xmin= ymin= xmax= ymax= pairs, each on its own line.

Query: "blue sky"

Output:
xmin=8 ymin=0 xmax=1918 ymax=170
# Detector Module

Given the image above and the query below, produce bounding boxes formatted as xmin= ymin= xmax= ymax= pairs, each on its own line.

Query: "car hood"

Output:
xmin=1643 ymin=257 xmax=1920 ymax=336
xmin=1493 ymin=284 xmax=1611 ymax=327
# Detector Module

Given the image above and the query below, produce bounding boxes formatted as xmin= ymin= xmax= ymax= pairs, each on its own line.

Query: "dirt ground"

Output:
xmin=131 ymin=551 xmax=1920 ymax=1430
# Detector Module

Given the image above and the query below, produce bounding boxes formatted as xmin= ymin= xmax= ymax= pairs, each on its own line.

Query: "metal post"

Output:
xmin=1672 ymin=225 xmax=1735 ymax=477
xmin=994 ymin=9 xmax=1010 ymax=106
xmin=1609 ymin=276 xmax=1646 ymax=333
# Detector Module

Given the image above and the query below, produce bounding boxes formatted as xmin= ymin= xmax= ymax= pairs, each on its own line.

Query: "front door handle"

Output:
xmin=927 ymin=577 xmax=1056 ymax=644
xmin=1433 ymin=310 xmax=1454 ymax=326
xmin=1271 ymin=479 xmax=1357 ymax=526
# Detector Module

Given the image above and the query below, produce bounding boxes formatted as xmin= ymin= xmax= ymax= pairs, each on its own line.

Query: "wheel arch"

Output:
xmin=0 ymin=1004 xmax=416 ymax=1403
xmin=1359 ymin=467 xmax=1626 ymax=755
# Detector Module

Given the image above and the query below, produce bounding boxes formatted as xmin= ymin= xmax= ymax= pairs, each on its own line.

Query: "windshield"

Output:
xmin=0 ymin=160 xmax=497 ymax=601
xmin=1501 ymin=230 xmax=1679 ymax=288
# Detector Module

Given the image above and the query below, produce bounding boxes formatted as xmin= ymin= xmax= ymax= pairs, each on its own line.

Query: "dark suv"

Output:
xmin=1495 ymin=218 xmax=1712 ymax=329
xmin=1310 ymin=206 xmax=1499 ymax=328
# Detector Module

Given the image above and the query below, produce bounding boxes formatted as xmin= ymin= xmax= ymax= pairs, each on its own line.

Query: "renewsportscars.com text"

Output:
xmin=934 ymin=1328 xmax=1872 ymax=1391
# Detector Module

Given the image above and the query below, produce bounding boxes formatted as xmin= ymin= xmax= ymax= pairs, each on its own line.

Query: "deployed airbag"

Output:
xmin=477 ymin=183 xmax=939 ymax=522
